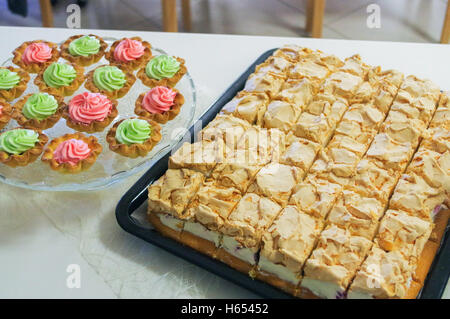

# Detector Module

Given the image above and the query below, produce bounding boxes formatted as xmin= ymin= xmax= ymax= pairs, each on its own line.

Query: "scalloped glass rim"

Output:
xmin=0 ymin=39 xmax=196 ymax=192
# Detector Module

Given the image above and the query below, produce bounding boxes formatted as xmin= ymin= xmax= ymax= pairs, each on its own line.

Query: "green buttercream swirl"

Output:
xmin=93 ymin=66 xmax=126 ymax=92
xmin=115 ymin=119 xmax=151 ymax=145
xmin=69 ymin=35 xmax=100 ymax=57
xmin=0 ymin=129 xmax=39 ymax=155
xmin=0 ymin=69 xmax=20 ymax=90
xmin=43 ymin=63 xmax=76 ymax=88
xmin=145 ymin=55 xmax=180 ymax=80
xmin=23 ymin=93 xmax=58 ymax=120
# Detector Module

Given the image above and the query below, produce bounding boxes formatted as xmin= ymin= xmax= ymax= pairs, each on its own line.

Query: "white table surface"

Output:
xmin=0 ymin=26 xmax=448 ymax=299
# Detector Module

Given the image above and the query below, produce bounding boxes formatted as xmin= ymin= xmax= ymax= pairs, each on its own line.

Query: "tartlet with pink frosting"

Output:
xmin=34 ymin=62 xmax=85 ymax=97
xmin=12 ymin=40 xmax=59 ymax=73
xmin=0 ymin=128 xmax=48 ymax=167
xmin=41 ymin=132 xmax=102 ymax=173
xmin=135 ymin=86 xmax=184 ymax=124
xmin=85 ymin=64 xmax=136 ymax=99
xmin=0 ymin=99 xmax=12 ymax=130
xmin=106 ymin=117 xmax=161 ymax=158
xmin=60 ymin=34 xmax=108 ymax=66
xmin=12 ymin=92 xmax=65 ymax=130
xmin=63 ymin=92 xmax=118 ymax=133
xmin=105 ymin=37 xmax=152 ymax=71
xmin=0 ymin=66 xmax=30 ymax=101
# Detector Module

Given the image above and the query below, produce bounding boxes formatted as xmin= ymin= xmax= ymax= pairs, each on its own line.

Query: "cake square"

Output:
xmin=262 ymin=100 xmax=302 ymax=133
xmin=346 ymin=159 xmax=401 ymax=204
xmin=210 ymin=148 xmax=263 ymax=193
xmin=217 ymin=193 xmax=282 ymax=273
xmin=247 ymin=162 xmax=303 ymax=206
xmin=181 ymin=181 xmax=242 ymax=256
xmin=255 ymin=55 xmax=294 ymax=75
xmin=301 ymin=225 xmax=372 ymax=299
xmin=273 ymin=45 xmax=310 ymax=62
xmin=148 ymin=168 xmax=205 ymax=217
xmin=430 ymin=92 xmax=450 ymax=129
xmin=289 ymin=175 xmax=343 ymax=219
xmin=293 ymin=94 xmax=348 ymax=144
xmin=326 ymin=189 xmax=386 ymax=240
xmin=303 ymin=93 xmax=348 ymax=123
xmin=309 ymin=147 xmax=362 ymax=185
xmin=279 ymin=133 xmax=321 ymax=174
xmin=289 ymin=59 xmax=331 ymax=83
xmin=347 ymin=245 xmax=414 ymax=299
xmin=365 ymin=125 xmax=419 ymax=171
xmin=321 ymin=71 xmax=364 ymax=101
xmin=365 ymin=67 xmax=403 ymax=113
xmin=236 ymin=126 xmax=286 ymax=164
xmin=258 ymin=205 xmax=324 ymax=290
xmin=375 ymin=209 xmax=432 ymax=261
xmin=220 ymin=91 xmax=270 ymax=125
xmin=198 ymin=114 xmax=251 ymax=147
xmin=293 ymin=112 xmax=331 ymax=145
xmin=275 ymin=78 xmax=318 ymax=110
xmin=243 ymin=71 xmax=286 ymax=98
xmin=407 ymin=149 xmax=450 ymax=191
xmin=389 ymin=173 xmax=447 ymax=221
xmin=168 ymin=139 xmax=228 ymax=175
xmin=308 ymin=134 xmax=369 ymax=184
xmin=339 ymin=54 xmax=371 ymax=78
xmin=338 ymin=103 xmax=384 ymax=136
xmin=422 ymin=127 xmax=450 ymax=154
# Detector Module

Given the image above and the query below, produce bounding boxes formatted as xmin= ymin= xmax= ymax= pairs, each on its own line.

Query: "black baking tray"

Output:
xmin=116 ymin=49 xmax=450 ymax=299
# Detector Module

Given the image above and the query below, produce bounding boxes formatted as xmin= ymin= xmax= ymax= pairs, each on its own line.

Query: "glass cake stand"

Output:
xmin=0 ymin=39 xmax=196 ymax=191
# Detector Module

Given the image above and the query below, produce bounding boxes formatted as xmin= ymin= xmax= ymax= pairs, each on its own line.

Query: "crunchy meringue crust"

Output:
xmin=34 ymin=63 xmax=85 ymax=97
xmin=12 ymin=93 xmax=65 ymax=130
xmin=0 ymin=66 xmax=30 ymax=101
xmin=85 ymin=64 xmax=136 ymax=99
xmin=134 ymin=88 xmax=185 ymax=124
xmin=137 ymin=56 xmax=187 ymax=88
xmin=0 ymin=128 xmax=48 ymax=167
xmin=105 ymin=37 xmax=152 ymax=71
xmin=0 ymin=99 xmax=12 ymax=130
xmin=12 ymin=40 xmax=59 ymax=73
xmin=62 ymin=97 xmax=119 ymax=133
xmin=41 ymin=132 xmax=102 ymax=174
xmin=106 ymin=117 xmax=162 ymax=158
xmin=60 ymin=34 xmax=108 ymax=66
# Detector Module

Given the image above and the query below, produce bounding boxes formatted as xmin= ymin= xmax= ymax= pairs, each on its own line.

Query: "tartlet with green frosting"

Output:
xmin=0 ymin=66 xmax=30 ymax=102
xmin=106 ymin=117 xmax=161 ymax=158
xmin=41 ymin=132 xmax=102 ymax=174
xmin=12 ymin=40 xmax=59 ymax=73
xmin=85 ymin=64 xmax=136 ymax=99
xmin=60 ymin=34 xmax=108 ymax=66
xmin=0 ymin=128 xmax=48 ymax=167
xmin=105 ymin=37 xmax=152 ymax=71
xmin=137 ymin=55 xmax=187 ymax=88
xmin=0 ymin=99 xmax=12 ymax=130
xmin=34 ymin=62 xmax=85 ymax=96
xmin=12 ymin=93 xmax=65 ymax=130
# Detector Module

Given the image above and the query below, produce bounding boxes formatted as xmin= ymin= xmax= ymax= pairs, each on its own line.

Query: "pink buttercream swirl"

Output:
xmin=53 ymin=139 xmax=91 ymax=166
xmin=22 ymin=42 xmax=52 ymax=64
xmin=113 ymin=38 xmax=145 ymax=62
xmin=142 ymin=86 xmax=177 ymax=114
xmin=69 ymin=92 xmax=112 ymax=124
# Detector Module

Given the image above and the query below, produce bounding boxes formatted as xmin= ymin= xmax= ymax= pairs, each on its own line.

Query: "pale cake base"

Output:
xmin=216 ymin=248 xmax=254 ymax=274
xmin=147 ymin=213 xmax=183 ymax=241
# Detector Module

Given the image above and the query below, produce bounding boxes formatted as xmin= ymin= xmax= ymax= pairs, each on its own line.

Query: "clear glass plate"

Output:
xmin=0 ymin=39 xmax=196 ymax=191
